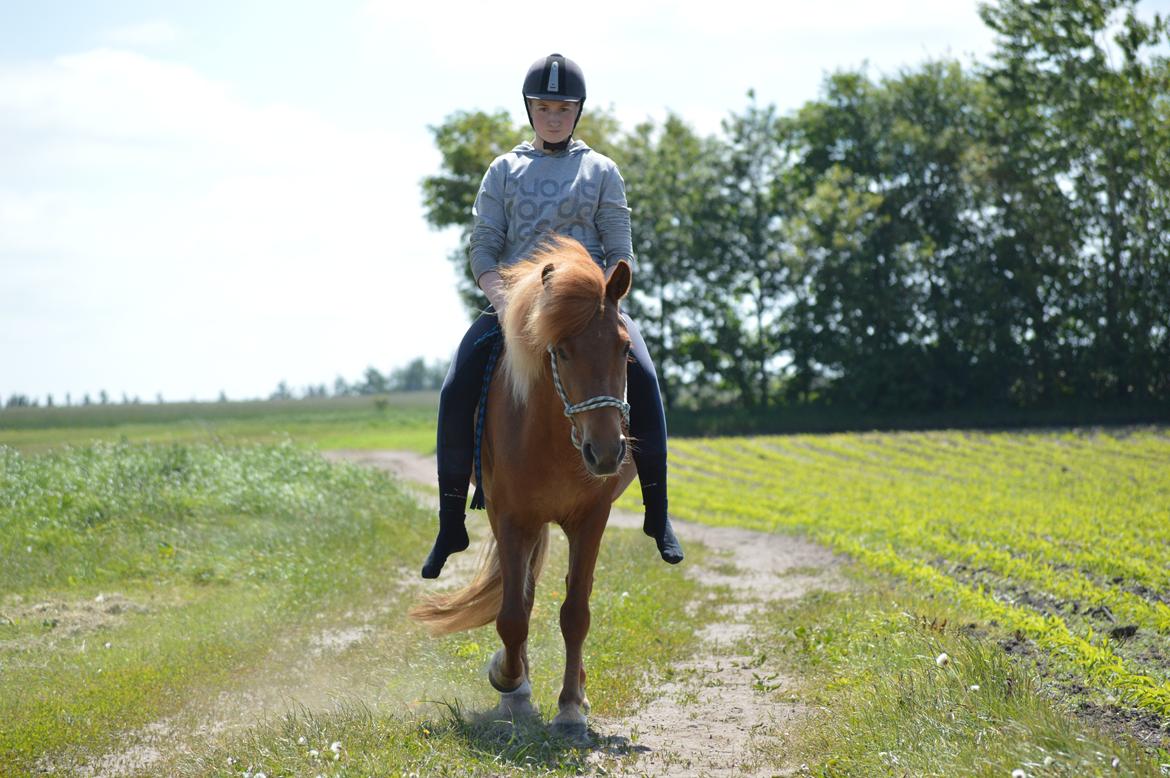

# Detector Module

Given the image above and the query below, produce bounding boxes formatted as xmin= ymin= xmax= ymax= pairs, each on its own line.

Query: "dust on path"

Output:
xmin=330 ymin=449 xmax=845 ymax=777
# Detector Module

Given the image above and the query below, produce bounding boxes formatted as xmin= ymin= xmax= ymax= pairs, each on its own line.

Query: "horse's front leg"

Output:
xmin=553 ymin=507 xmax=607 ymax=737
xmin=489 ymin=521 xmax=538 ymax=717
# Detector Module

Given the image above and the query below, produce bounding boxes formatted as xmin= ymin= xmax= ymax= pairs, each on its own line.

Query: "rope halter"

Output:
xmin=547 ymin=344 xmax=631 ymax=450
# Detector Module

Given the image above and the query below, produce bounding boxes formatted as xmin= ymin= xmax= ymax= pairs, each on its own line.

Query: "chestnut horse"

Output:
xmin=410 ymin=236 xmax=636 ymax=736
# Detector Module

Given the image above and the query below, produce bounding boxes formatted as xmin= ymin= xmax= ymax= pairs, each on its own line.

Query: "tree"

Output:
xmin=359 ymin=367 xmax=389 ymax=395
xmin=388 ymin=357 xmax=448 ymax=391
xmin=270 ymin=381 xmax=292 ymax=401
xmin=979 ymin=0 xmax=1170 ymax=403
xmin=621 ymin=113 xmax=722 ymax=410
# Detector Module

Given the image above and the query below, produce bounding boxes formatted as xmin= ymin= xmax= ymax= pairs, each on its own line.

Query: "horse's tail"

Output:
xmin=408 ymin=525 xmax=550 ymax=637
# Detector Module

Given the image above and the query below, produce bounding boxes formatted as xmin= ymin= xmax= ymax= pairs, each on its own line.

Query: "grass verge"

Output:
xmin=754 ymin=566 xmax=1169 ymax=777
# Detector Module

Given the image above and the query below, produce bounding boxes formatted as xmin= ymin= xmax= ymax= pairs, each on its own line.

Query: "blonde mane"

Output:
xmin=498 ymin=236 xmax=608 ymax=405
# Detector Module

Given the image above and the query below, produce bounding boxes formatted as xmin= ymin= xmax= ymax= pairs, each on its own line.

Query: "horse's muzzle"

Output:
xmin=581 ymin=436 xmax=626 ymax=477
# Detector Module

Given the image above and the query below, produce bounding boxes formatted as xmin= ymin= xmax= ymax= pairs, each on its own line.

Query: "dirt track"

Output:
xmin=327 ymin=449 xmax=845 ymax=777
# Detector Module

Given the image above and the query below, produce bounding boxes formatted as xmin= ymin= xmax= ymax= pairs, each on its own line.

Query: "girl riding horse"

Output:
xmin=412 ymin=237 xmax=642 ymax=734
xmin=422 ymin=52 xmax=684 ymax=579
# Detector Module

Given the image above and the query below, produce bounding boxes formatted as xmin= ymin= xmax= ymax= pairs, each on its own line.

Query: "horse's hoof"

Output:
xmin=496 ymin=679 xmax=537 ymax=719
xmin=551 ymin=705 xmax=589 ymax=743
xmin=550 ymin=717 xmax=589 ymax=743
xmin=486 ymin=648 xmax=525 ymax=693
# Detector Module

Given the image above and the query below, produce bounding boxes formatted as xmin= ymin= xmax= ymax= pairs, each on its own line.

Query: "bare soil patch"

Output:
xmin=2 ymin=592 xmax=150 ymax=653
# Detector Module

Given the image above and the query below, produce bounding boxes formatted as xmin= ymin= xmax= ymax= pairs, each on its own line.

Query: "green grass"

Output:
xmin=7 ymin=404 xmax=1170 ymax=775
xmin=754 ymin=570 xmax=1168 ymax=776
xmin=616 ymin=428 xmax=1170 ymax=717
xmin=0 ymin=439 xmax=704 ymax=776
xmin=0 ymin=393 xmax=439 ymax=453
xmin=1 ymin=441 xmax=432 ymax=769
xmin=611 ymin=427 xmax=1170 ymax=773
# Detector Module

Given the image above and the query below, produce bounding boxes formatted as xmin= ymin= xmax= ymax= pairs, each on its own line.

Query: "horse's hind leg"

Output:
xmin=490 ymin=522 xmax=539 ymax=717
xmin=553 ymin=510 xmax=606 ymax=737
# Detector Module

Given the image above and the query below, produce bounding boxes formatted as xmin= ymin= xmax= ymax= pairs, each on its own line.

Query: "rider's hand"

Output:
xmin=478 ymin=270 xmax=508 ymax=318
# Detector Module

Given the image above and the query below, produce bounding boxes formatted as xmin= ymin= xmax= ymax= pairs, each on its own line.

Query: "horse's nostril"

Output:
xmin=618 ymin=439 xmax=626 ymax=462
xmin=582 ymin=442 xmax=597 ymax=468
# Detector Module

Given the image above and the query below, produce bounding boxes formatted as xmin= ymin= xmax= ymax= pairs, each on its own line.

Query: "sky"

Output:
xmin=1 ymin=0 xmax=1162 ymax=404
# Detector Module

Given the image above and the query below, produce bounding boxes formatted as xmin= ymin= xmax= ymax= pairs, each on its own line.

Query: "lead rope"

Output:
xmin=547 ymin=345 xmax=630 ymax=450
xmin=469 ymin=326 xmax=502 ymax=510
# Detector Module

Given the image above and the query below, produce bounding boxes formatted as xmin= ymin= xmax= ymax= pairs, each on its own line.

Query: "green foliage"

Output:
xmin=419 ymin=1 xmax=1170 ymax=413
xmin=0 ymin=440 xmax=418 ymax=593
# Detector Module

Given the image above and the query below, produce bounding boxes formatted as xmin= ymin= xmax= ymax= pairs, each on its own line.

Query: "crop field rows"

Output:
xmin=640 ymin=428 xmax=1170 ymax=717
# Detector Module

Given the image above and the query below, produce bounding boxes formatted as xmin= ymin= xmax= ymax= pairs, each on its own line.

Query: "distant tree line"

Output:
xmin=3 ymin=358 xmax=449 ymax=410
xmin=269 ymin=357 xmax=449 ymax=401
xmin=421 ymin=0 xmax=1169 ymax=414
xmin=3 ymin=391 xmax=143 ymax=409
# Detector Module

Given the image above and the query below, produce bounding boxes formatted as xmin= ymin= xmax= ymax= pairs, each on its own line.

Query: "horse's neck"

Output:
xmin=496 ymin=350 xmax=574 ymax=457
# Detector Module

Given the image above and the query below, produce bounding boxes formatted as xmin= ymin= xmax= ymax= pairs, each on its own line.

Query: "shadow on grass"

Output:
xmin=428 ymin=700 xmax=649 ymax=772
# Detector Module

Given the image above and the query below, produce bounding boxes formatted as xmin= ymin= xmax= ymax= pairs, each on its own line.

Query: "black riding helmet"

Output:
xmin=522 ymin=53 xmax=586 ymax=150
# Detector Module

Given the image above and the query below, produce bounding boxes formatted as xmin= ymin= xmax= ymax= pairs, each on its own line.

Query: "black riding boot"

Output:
xmin=421 ymin=475 xmax=471 ymax=579
xmin=635 ymin=456 xmax=684 ymax=564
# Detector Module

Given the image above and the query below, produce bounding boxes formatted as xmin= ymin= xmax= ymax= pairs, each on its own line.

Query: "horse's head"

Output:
xmin=500 ymin=238 xmax=634 ymax=479
xmin=546 ymin=260 xmax=632 ymax=477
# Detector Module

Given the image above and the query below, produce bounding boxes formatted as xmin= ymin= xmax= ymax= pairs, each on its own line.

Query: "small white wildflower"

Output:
xmin=330 ymin=741 xmax=341 ymax=753
xmin=621 ymin=591 xmax=629 ymax=598
xmin=1112 ymin=757 xmax=1121 ymax=769
xmin=27 ymin=546 xmax=32 ymax=553
xmin=1011 ymin=770 xmax=1026 ymax=778
xmin=227 ymin=756 xmax=237 ymax=766
xmin=1043 ymin=756 xmax=1054 ymax=767
xmin=95 ymin=593 xmax=105 ymax=603
xmin=333 ymin=752 xmax=340 ymax=761
xmin=309 ymin=749 xmax=319 ymax=759
xmin=104 ymin=642 xmax=112 ymax=649
xmin=255 ymin=773 xmax=267 ymax=778
xmin=969 ymin=684 xmax=980 ymax=692
xmin=935 ymin=652 xmax=950 ymax=667
xmin=297 ymin=736 xmax=306 ymax=745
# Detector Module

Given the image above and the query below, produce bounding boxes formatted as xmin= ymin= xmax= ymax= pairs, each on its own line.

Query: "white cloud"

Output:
xmin=357 ymin=0 xmax=994 ymax=138
xmin=0 ymin=47 xmax=468 ymax=400
xmin=101 ymin=20 xmax=180 ymax=49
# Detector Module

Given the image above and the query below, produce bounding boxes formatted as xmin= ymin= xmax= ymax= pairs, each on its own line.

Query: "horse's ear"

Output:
xmin=541 ymin=263 xmax=555 ymax=288
xmin=606 ymin=260 xmax=632 ymax=302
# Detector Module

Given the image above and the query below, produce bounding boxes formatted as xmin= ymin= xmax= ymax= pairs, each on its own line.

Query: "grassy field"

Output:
xmin=4 ymin=399 xmax=1169 ymax=775
xmin=0 ymin=393 xmax=440 ymax=453
xmin=0 ymin=419 xmax=707 ymax=776
xmin=612 ymin=428 xmax=1170 ymax=774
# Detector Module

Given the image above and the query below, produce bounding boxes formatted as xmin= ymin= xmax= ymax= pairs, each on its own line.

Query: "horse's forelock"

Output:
xmin=500 ymin=238 xmax=606 ymax=404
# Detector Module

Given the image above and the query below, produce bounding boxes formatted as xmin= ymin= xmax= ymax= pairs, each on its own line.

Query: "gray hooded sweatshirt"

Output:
xmin=468 ymin=139 xmax=633 ymax=283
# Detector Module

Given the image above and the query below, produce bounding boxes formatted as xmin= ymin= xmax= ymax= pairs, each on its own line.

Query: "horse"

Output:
xmin=409 ymin=235 xmax=637 ymax=737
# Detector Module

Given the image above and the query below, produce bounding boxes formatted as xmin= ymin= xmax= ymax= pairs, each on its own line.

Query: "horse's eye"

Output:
xmin=556 ymin=346 xmax=569 ymax=360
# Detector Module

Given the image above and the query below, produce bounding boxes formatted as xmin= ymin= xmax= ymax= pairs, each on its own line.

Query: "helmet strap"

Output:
xmin=542 ymin=136 xmax=571 ymax=152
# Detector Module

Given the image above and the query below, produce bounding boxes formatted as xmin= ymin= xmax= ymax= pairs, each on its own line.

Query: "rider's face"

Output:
xmin=529 ymin=99 xmax=580 ymax=147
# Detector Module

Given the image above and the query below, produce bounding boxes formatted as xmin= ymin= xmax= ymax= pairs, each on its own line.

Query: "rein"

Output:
xmin=547 ymin=344 xmax=630 ymax=450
